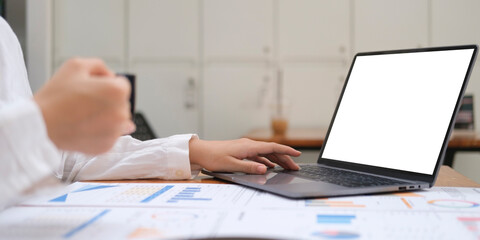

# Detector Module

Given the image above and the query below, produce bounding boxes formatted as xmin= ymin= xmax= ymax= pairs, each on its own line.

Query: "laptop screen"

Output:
xmin=321 ymin=47 xmax=476 ymax=175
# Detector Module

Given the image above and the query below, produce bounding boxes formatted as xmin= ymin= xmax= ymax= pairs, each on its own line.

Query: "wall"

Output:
xmin=24 ymin=0 xmax=480 ymax=182
xmin=26 ymin=0 xmax=52 ymax=92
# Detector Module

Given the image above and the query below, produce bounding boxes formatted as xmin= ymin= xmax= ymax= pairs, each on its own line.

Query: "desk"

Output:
xmin=244 ymin=128 xmax=480 ymax=167
xmin=4 ymin=167 xmax=478 ymax=239
xmin=445 ymin=130 xmax=480 ymax=166
xmin=92 ymin=166 xmax=479 ymax=187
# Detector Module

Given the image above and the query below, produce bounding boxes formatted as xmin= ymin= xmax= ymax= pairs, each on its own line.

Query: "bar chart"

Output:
xmin=167 ymin=187 xmax=212 ymax=203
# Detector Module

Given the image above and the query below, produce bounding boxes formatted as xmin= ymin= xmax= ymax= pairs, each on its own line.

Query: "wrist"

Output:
xmin=189 ymin=135 xmax=205 ymax=166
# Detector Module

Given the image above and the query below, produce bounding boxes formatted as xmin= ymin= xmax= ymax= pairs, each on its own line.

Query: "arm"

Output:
xmin=0 ymin=18 xmax=62 ymax=209
xmin=0 ymin=99 xmax=62 ymax=209
xmin=0 ymin=17 xmax=135 ymax=207
xmin=59 ymin=134 xmax=196 ymax=182
xmin=0 ymin=58 xmax=135 ymax=208
xmin=59 ymin=134 xmax=301 ymax=182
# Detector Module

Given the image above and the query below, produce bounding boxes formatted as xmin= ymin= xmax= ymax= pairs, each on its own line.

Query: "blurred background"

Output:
xmin=4 ymin=0 xmax=480 ymax=182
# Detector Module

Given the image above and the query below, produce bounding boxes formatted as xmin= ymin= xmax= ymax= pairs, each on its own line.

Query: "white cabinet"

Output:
xmin=353 ymin=0 xmax=429 ymax=52
xmin=51 ymin=0 xmax=464 ymax=140
xmin=128 ymin=0 xmax=200 ymax=136
xmin=53 ymin=0 xmax=125 ymax=70
xmin=129 ymin=0 xmax=199 ymax=61
xmin=202 ymin=0 xmax=274 ymax=139
xmin=432 ymin=0 xmax=480 ymax=129
xmin=203 ymin=0 xmax=273 ymax=61
xmin=431 ymin=0 xmax=480 ymax=46
xmin=278 ymin=0 xmax=350 ymax=61
xmin=283 ymin=64 xmax=346 ymax=127
xmin=278 ymin=0 xmax=350 ymax=128
xmin=203 ymin=65 xmax=270 ymax=140
xmin=132 ymin=64 xmax=199 ymax=137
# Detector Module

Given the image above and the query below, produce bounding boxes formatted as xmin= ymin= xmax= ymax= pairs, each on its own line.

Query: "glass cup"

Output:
xmin=270 ymin=100 xmax=290 ymax=136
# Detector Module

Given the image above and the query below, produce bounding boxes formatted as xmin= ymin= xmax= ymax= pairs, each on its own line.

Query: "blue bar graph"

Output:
xmin=317 ymin=214 xmax=356 ymax=224
xmin=167 ymin=187 xmax=212 ymax=203
xmin=140 ymin=185 xmax=174 ymax=203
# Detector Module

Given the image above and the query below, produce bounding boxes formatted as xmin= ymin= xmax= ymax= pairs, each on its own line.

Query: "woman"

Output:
xmin=0 ymin=17 xmax=300 ymax=209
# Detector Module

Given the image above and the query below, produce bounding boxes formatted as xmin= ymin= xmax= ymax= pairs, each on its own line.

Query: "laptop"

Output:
xmin=203 ymin=45 xmax=478 ymax=198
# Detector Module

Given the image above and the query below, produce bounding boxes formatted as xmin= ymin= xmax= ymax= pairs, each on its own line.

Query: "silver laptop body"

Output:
xmin=203 ymin=45 xmax=478 ymax=198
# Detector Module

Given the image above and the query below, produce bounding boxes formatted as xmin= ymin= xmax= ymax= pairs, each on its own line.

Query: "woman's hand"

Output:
xmin=34 ymin=58 xmax=134 ymax=154
xmin=189 ymin=136 xmax=301 ymax=174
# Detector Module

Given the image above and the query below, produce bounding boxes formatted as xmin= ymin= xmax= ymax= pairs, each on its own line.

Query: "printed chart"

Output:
xmin=22 ymin=182 xmax=256 ymax=208
xmin=0 ymin=207 xmax=226 ymax=240
xmin=6 ymin=183 xmax=480 ymax=239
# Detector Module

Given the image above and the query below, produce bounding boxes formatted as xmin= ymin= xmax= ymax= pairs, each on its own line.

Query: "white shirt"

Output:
xmin=0 ymin=17 xmax=198 ymax=209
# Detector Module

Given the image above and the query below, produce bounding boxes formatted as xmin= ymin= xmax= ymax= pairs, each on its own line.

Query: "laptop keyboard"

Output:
xmin=279 ymin=165 xmax=408 ymax=188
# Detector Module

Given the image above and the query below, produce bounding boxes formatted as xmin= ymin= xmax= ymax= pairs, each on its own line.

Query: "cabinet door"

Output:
xmin=128 ymin=0 xmax=199 ymax=61
xmin=432 ymin=0 xmax=480 ymax=129
xmin=203 ymin=0 xmax=273 ymax=61
xmin=128 ymin=0 xmax=200 ymax=137
xmin=283 ymin=63 xmax=346 ymax=127
xmin=353 ymin=0 xmax=428 ymax=52
xmin=432 ymin=0 xmax=480 ymax=46
xmin=53 ymin=0 xmax=125 ymax=68
xmin=203 ymin=65 xmax=270 ymax=140
xmin=278 ymin=0 xmax=350 ymax=61
xmin=132 ymin=63 xmax=199 ymax=137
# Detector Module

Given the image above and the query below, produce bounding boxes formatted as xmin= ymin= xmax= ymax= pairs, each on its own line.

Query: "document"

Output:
xmin=20 ymin=182 xmax=258 ymax=208
xmin=2 ymin=182 xmax=480 ymax=239
xmin=0 ymin=206 xmax=227 ymax=240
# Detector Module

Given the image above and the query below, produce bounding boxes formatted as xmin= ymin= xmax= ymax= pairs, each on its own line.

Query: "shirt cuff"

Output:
xmin=164 ymin=134 xmax=196 ymax=179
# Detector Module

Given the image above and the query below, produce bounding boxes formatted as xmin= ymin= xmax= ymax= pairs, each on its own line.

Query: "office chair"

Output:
xmin=130 ymin=112 xmax=157 ymax=141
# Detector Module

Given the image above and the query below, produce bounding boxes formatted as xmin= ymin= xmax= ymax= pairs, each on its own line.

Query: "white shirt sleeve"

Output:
xmin=0 ymin=17 xmax=63 ymax=209
xmin=0 ymin=99 xmax=62 ymax=208
xmin=58 ymin=134 xmax=201 ymax=182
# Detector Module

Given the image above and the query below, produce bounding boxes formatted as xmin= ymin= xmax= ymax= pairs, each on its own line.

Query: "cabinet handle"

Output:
xmin=263 ymin=46 xmax=270 ymax=54
xmin=339 ymin=45 xmax=348 ymax=66
xmin=185 ymin=77 xmax=196 ymax=109
xmin=256 ymin=76 xmax=270 ymax=108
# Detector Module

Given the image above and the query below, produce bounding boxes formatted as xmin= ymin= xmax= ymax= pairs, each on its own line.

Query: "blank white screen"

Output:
xmin=321 ymin=49 xmax=474 ymax=175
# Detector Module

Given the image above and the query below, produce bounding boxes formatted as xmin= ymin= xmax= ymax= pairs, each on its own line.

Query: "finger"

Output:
xmin=251 ymin=141 xmax=301 ymax=157
xmin=112 ymin=76 xmax=132 ymax=99
xmin=263 ymin=153 xmax=290 ymax=170
xmin=264 ymin=153 xmax=300 ymax=170
xmin=208 ymin=156 xmax=267 ymax=174
xmin=260 ymin=153 xmax=283 ymax=168
xmin=82 ymin=58 xmax=115 ymax=77
xmin=117 ymin=102 xmax=135 ymax=134
xmin=65 ymin=58 xmax=115 ymax=77
xmin=247 ymin=156 xmax=276 ymax=168
xmin=93 ymin=105 xmax=132 ymax=135
xmin=93 ymin=76 xmax=132 ymax=102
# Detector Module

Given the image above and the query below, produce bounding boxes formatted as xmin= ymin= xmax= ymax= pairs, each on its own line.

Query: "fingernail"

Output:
xmin=257 ymin=165 xmax=267 ymax=174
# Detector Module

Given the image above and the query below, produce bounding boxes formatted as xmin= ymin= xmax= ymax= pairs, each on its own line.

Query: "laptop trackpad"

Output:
xmin=232 ymin=172 xmax=318 ymax=185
